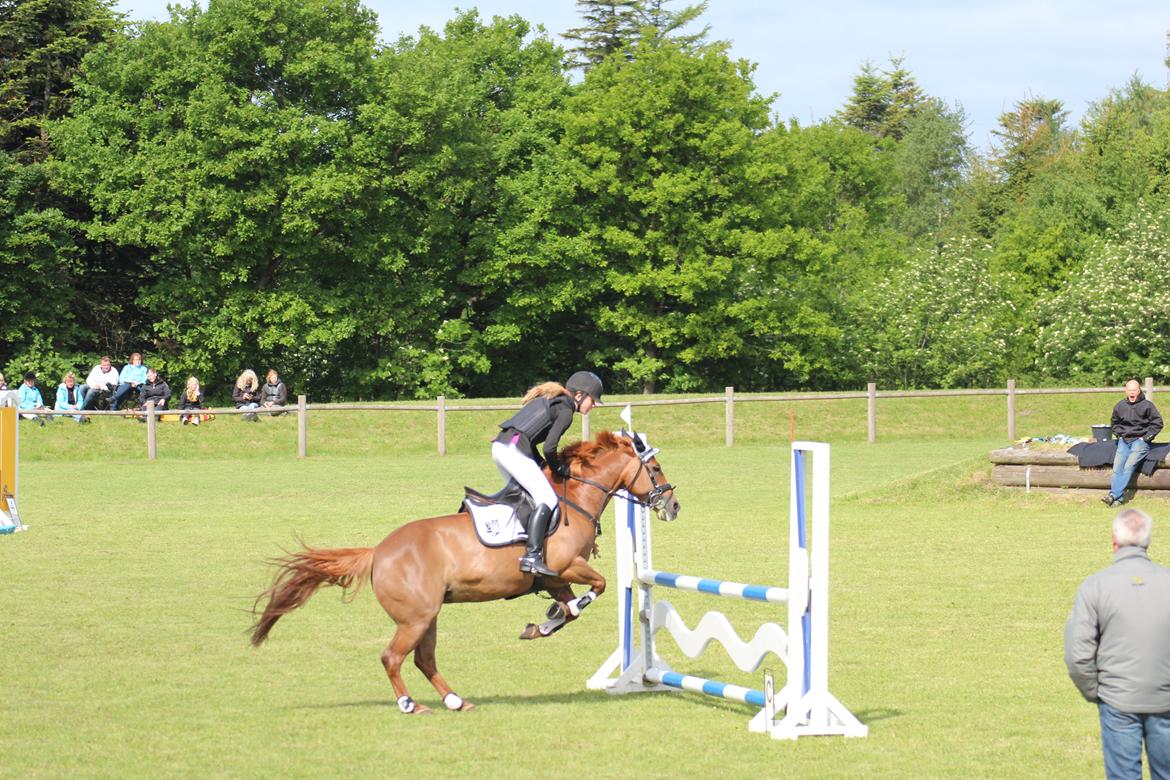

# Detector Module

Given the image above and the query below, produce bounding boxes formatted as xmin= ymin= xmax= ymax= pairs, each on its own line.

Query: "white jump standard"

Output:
xmin=587 ymin=440 xmax=867 ymax=740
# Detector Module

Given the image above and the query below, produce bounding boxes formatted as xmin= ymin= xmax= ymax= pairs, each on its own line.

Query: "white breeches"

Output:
xmin=491 ymin=440 xmax=557 ymax=511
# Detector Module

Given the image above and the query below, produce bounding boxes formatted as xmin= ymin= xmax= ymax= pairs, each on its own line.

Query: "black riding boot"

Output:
xmin=518 ymin=505 xmax=557 ymax=577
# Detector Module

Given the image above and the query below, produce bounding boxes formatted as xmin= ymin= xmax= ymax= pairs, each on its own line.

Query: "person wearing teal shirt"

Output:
xmin=110 ymin=352 xmax=148 ymax=411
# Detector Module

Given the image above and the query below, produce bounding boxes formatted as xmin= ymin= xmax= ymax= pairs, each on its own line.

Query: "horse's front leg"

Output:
xmin=519 ymin=557 xmax=606 ymax=640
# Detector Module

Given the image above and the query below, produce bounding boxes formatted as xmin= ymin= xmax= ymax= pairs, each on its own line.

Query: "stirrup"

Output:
xmin=519 ymin=554 xmax=557 ymax=577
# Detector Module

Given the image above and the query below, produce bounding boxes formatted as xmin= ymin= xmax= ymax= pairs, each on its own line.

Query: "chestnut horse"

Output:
xmin=249 ymin=431 xmax=679 ymax=714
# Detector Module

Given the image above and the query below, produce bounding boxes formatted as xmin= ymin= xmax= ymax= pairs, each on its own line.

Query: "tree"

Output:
xmin=636 ymin=0 xmax=709 ymax=50
xmin=851 ymin=236 xmax=1015 ymax=388
xmin=55 ymin=0 xmax=384 ymax=398
xmin=0 ymin=0 xmax=121 ymax=160
xmin=837 ymin=57 xmax=928 ymax=145
xmin=891 ymin=98 xmax=970 ymax=241
xmin=562 ymin=0 xmax=641 ymax=71
xmin=1034 ymin=202 xmax=1170 ymax=382
xmin=537 ymin=36 xmax=795 ymax=393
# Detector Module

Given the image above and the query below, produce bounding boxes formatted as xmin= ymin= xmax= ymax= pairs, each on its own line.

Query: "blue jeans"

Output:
xmin=1111 ymin=438 xmax=1151 ymax=501
xmin=109 ymin=382 xmax=137 ymax=410
xmin=1098 ymin=701 xmax=1170 ymax=780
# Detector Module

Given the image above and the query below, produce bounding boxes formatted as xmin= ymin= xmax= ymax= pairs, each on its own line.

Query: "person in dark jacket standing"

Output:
xmin=1104 ymin=380 xmax=1163 ymax=506
xmin=1065 ymin=508 xmax=1170 ymax=780
xmin=492 ymin=371 xmax=603 ymax=577
xmin=138 ymin=368 xmax=171 ymax=411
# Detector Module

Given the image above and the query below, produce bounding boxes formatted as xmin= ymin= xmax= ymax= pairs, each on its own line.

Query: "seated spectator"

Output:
xmin=233 ymin=369 xmax=260 ymax=422
xmin=55 ymin=371 xmax=88 ymax=423
xmin=82 ymin=356 xmax=120 ymax=410
xmin=179 ymin=376 xmax=205 ymax=425
xmin=138 ymin=367 xmax=171 ymax=413
xmin=260 ymin=369 xmax=287 ymax=415
xmin=0 ymin=372 xmax=7 ymax=390
xmin=110 ymin=352 xmax=148 ymax=411
xmin=17 ymin=372 xmax=52 ymax=425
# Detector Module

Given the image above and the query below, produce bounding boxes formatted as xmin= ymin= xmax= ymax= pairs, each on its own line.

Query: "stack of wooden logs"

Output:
xmin=990 ymin=446 xmax=1170 ymax=494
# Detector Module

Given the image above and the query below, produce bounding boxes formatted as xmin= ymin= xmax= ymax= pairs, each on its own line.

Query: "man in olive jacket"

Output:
xmin=1104 ymin=380 xmax=1163 ymax=506
xmin=1065 ymin=508 xmax=1170 ymax=780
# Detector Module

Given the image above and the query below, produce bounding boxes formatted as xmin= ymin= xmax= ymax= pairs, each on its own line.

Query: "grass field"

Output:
xmin=0 ymin=394 xmax=1150 ymax=778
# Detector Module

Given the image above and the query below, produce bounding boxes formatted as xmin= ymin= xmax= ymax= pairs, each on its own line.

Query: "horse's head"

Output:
xmin=620 ymin=434 xmax=680 ymax=522
xmin=561 ymin=431 xmax=680 ymax=521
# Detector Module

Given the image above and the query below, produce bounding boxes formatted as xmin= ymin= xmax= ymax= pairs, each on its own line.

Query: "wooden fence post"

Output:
xmin=146 ymin=400 xmax=157 ymax=460
xmin=725 ymin=386 xmax=734 ymax=447
xmin=1007 ymin=379 xmax=1017 ymax=441
xmin=437 ymin=395 xmax=446 ymax=456
xmin=297 ymin=395 xmax=307 ymax=458
xmin=1145 ymin=376 xmax=1154 ymax=401
xmin=867 ymin=383 xmax=877 ymax=443
xmin=582 ymin=410 xmax=590 ymax=442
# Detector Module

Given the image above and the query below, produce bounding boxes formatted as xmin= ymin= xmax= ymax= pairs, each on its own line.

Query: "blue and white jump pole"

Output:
xmin=587 ymin=440 xmax=867 ymax=740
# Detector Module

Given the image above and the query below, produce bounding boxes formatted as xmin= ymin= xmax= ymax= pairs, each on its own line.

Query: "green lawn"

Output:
xmin=0 ymin=400 xmax=1143 ymax=778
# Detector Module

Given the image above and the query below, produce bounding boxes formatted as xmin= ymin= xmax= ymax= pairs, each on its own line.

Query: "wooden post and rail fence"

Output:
xmin=25 ymin=379 xmax=1156 ymax=460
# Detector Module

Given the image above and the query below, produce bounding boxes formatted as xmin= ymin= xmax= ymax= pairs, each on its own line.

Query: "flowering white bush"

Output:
xmin=1035 ymin=202 xmax=1170 ymax=380
xmin=852 ymin=237 xmax=1015 ymax=387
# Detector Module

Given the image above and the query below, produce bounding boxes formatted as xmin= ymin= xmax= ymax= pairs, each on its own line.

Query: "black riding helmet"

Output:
xmin=565 ymin=370 xmax=604 ymax=406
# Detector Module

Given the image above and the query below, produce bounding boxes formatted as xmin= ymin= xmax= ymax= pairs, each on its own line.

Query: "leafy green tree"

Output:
xmin=851 ymin=236 xmax=1014 ymax=388
xmin=0 ymin=0 xmax=121 ymax=371
xmin=543 ymin=35 xmax=853 ymax=393
xmin=55 ymin=0 xmax=383 ymax=398
xmin=1034 ymin=202 xmax=1170 ymax=382
xmin=891 ymin=98 xmax=970 ymax=241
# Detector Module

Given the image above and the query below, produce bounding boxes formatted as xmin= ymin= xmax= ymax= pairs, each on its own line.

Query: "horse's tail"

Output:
xmin=249 ymin=545 xmax=374 ymax=647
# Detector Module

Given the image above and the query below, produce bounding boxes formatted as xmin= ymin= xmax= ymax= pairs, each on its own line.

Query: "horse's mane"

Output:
xmin=561 ymin=430 xmax=634 ymax=467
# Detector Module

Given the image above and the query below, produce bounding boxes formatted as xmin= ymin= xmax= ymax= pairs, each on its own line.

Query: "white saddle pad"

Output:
xmin=466 ymin=502 xmax=527 ymax=547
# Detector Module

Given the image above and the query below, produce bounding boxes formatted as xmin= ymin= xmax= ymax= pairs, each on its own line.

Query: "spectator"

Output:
xmin=138 ymin=367 xmax=171 ymax=412
xmin=0 ymin=372 xmax=7 ymax=390
xmin=179 ymin=376 xmax=205 ymax=425
xmin=260 ymin=369 xmax=287 ymax=415
xmin=17 ymin=372 xmax=52 ymax=425
xmin=0 ymin=373 xmax=15 ymax=408
xmin=233 ymin=369 xmax=260 ymax=422
xmin=110 ymin=352 xmax=148 ymax=411
xmin=55 ymin=371 xmax=88 ymax=423
xmin=1104 ymin=379 xmax=1163 ymax=507
xmin=82 ymin=356 xmax=119 ymax=410
xmin=1065 ymin=508 xmax=1170 ymax=780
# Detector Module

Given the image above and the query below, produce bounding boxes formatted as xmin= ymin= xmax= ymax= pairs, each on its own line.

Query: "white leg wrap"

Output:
xmin=397 ymin=695 xmax=415 ymax=713
xmin=443 ymin=692 xmax=464 ymax=711
xmin=568 ymin=589 xmax=597 ymax=618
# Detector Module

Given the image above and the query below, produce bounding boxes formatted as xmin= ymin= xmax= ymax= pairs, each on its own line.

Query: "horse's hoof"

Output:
xmin=457 ymin=701 xmax=476 ymax=712
xmin=519 ymin=623 xmax=539 ymax=640
xmin=414 ymin=704 xmax=433 ymax=715
xmin=546 ymin=602 xmax=567 ymax=621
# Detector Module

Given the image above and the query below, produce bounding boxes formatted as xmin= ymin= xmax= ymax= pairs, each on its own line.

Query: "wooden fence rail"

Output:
xmin=17 ymin=379 xmax=1154 ymax=459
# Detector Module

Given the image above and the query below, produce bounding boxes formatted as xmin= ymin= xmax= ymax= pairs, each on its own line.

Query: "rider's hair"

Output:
xmin=521 ymin=381 xmax=570 ymax=405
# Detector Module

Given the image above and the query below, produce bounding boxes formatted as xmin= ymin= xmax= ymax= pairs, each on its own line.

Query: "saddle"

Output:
xmin=460 ymin=479 xmax=560 ymax=545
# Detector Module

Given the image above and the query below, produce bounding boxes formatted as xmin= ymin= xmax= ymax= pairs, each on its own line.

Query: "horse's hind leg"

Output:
xmin=413 ymin=618 xmax=475 ymax=712
xmin=381 ymin=621 xmax=433 ymax=715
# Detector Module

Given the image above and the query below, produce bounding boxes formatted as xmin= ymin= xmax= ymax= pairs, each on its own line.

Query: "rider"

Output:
xmin=493 ymin=371 xmax=604 ymax=577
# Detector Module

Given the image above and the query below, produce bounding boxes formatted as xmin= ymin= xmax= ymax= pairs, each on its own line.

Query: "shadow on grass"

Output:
xmin=294 ymin=689 xmax=615 ymax=710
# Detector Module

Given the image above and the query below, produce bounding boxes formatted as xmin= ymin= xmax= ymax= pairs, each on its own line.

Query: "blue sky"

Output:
xmin=114 ymin=1 xmax=1168 ymax=149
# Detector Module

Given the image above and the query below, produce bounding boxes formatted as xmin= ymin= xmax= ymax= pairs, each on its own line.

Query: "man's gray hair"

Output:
xmin=1113 ymin=508 xmax=1153 ymax=549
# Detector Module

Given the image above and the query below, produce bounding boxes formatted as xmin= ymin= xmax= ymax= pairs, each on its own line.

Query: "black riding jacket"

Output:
xmin=495 ymin=394 xmax=575 ymax=468
xmin=1112 ymin=391 xmax=1164 ymax=442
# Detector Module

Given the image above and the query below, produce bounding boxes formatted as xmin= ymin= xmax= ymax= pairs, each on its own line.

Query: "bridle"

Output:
xmin=556 ymin=431 xmax=676 ymax=535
